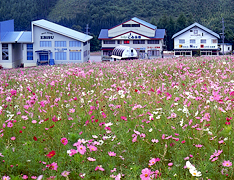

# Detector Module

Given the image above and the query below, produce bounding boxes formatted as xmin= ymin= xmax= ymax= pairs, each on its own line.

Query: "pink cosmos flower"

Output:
xmin=11 ymin=137 xmax=16 ymax=141
xmin=61 ymin=171 xmax=70 ymax=177
xmin=87 ymin=157 xmax=96 ymax=161
xmin=69 ymin=108 xmax=75 ymax=113
xmin=46 ymin=162 xmax=58 ymax=171
xmin=88 ymin=145 xmax=97 ymax=152
xmin=31 ymin=120 xmax=37 ymax=124
xmin=151 ymin=139 xmax=159 ymax=143
xmin=140 ymin=168 xmax=153 ymax=180
xmin=7 ymin=122 xmax=13 ymax=128
xmin=195 ymin=144 xmax=203 ymax=148
xmin=222 ymin=160 xmax=232 ymax=167
xmin=132 ymin=135 xmax=137 ymax=142
xmin=31 ymin=176 xmax=37 ymax=179
xmin=22 ymin=175 xmax=28 ymax=179
xmin=2 ymin=176 xmax=11 ymax=180
xmin=108 ymin=151 xmax=116 ymax=156
xmin=168 ymin=162 xmax=173 ymax=166
xmin=181 ymin=140 xmax=186 ymax=144
xmin=77 ymin=145 xmax=86 ymax=155
xmin=95 ymin=165 xmax=105 ymax=171
xmin=67 ymin=149 xmax=77 ymax=156
xmin=219 ymin=140 xmax=224 ymax=144
xmin=149 ymin=158 xmax=160 ymax=166
xmin=61 ymin=137 xmax=68 ymax=146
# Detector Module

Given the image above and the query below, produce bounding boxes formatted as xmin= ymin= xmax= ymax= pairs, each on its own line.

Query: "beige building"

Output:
xmin=98 ymin=17 xmax=165 ymax=60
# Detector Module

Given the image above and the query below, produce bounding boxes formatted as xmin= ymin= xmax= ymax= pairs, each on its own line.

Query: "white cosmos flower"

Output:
xmin=189 ymin=168 xmax=202 ymax=177
xmin=92 ymin=135 xmax=98 ymax=139
xmin=186 ymin=161 xmax=196 ymax=170
xmin=180 ymin=119 xmax=184 ymax=127
xmin=104 ymin=122 xmax=113 ymax=127
xmin=149 ymin=128 xmax=153 ymax=132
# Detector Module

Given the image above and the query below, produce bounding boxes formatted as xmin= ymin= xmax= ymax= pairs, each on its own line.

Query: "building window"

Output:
xmin=122 ymin=24 xmax=131 ymax=27
xmin=69 ymin=41 xmax=81 ymax=47
xmin=117 ymin=40 xmax=122 ymax=44
xmin=194 ymin=30 xmax=198 ymax=34
xmin=124 ymin=40 xmax=130 ymax=44
xmin=147 ymin=40 xmax=159 ymax=44
xmin=103 ymin=50 xmax=112 ymax=56
xmin=179 ymin=39 xmax=185 ymax=44
xmin=190 ymin=39 xmax=196 ymax=43
xmin=201 ymin=39 xmax=206 ymax=43
xmin=2 ymin=44 xmax=8 ymax=60
xmin=84 ymin=50 xmax=87 ymax=57
xmin=40 ymin=41 xmax=52 ymax=47
xmin=70 ymin=52 xmax=81 ymax=60
xmin=212 ymin=39 xmax=217 ymax=43
xmin=133 ymin=40 xmax=145 ymax=44
xmin=55 ymin=41 xmax=66 ymax=47
xmin=148 ymin=50 xmax=160 ymax=56
xmin=103 ymin=40 xmax=115 ymax=44
xmin=27 ymin=44 xmax=33 ymax=60
xmin=55 ymin=52 xmax=66 ymax=60
xmin=122 ymin=24 xmax=140 ymax=27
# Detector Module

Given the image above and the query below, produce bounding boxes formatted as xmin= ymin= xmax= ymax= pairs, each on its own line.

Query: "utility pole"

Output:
xmin=85 ymin=24 xmax=90 ymax=35
xmin=221 ymin=18 xmax=225 ymax=55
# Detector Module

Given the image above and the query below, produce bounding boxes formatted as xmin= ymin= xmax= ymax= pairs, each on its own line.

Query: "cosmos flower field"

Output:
xmin=0 ymin=56 xmax=234 ymax=180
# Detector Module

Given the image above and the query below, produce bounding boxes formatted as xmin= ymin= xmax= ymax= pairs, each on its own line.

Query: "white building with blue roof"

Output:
xmin=0 ymin=19 xmax=92 ymax=68
xmin=172 ymin=22 xmax=220 ymax=57
xmin=98 ymin=17 xmax=166 ymax=60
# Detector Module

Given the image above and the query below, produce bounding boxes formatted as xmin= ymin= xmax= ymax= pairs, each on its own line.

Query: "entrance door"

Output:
xmin=40 ymin=54 xmax=48 ymax=61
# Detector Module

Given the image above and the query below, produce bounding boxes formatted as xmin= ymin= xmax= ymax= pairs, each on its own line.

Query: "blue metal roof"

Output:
xmin=18 ymin=32 xmax=32 ymax=43
xmin=154 ymin=29 xmax=165 ymax=39
xmin=172 ymin=22 xmax=220 ymax=39
xmin=98 ymin=29 xmax=108 ymax=39
xmin=1 ymin=32 xmax=21 ymax=42
xmin=32 ymin=19 xmax=93 ymax=42
xmin=132 ymin=17 xmax=157 ymax=30
xmin=1 ymin=31 xmax=32 ymax=43
xmin=0 ymin=19 xmax=14 ymax=41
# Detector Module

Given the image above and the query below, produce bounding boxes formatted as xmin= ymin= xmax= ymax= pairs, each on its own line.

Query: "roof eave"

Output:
xmin=33 ymin=23 xmax=92 ymax=42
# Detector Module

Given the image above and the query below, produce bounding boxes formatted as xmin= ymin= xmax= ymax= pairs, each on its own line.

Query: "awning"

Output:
xmin=35 ymin=50 xmax=51 ymax=53
xmin=101 ymin=47 xmax=115 ymax=51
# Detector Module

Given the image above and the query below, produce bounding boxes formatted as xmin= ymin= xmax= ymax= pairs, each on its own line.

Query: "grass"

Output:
xmin=0 ymin=55 xmax=234 ymax=179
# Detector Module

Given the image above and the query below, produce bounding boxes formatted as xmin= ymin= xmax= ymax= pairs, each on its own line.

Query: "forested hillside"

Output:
xmin=0 ymin=0 xmax=234 ymax=51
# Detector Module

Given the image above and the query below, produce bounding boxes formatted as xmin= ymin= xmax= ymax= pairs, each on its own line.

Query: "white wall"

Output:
xmin=219 ymin=44 xmax=232 ymax=54
xmin=24 ymin=25 xmax=89 ymax=67
xmin=174 ymin=27 xmax=218 ymax=49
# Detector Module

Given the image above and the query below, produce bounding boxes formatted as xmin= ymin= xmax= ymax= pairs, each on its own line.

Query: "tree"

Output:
xmin=176 ymin=13 xmax=187 ymax=32
xmin=150 ymin=17 xmax=156 ymax=26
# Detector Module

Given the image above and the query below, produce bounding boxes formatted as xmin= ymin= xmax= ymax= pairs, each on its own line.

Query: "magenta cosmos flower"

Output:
xmin=61 ymin=137 xmax=68 ymax=146
xmin=222 ymin=160 xmax=232 ymax=167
